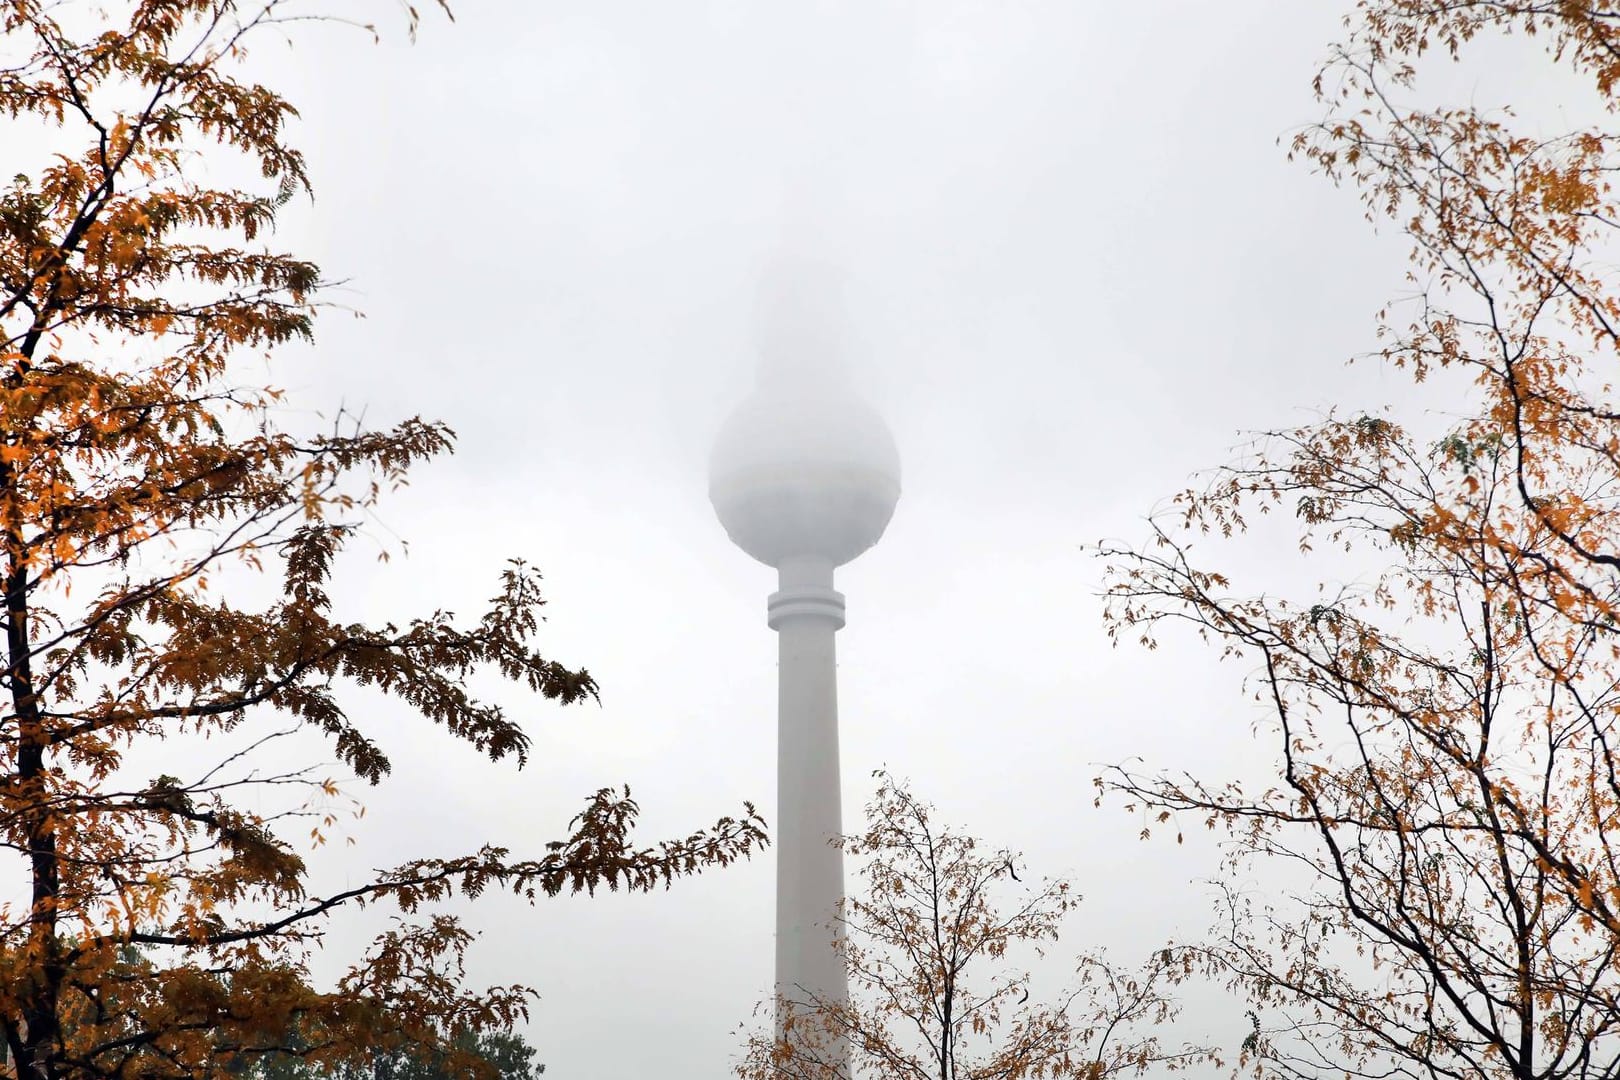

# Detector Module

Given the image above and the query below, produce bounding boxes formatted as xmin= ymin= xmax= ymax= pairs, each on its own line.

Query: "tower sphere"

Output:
xmin=709 ymin=380 xmax=900 ymax=570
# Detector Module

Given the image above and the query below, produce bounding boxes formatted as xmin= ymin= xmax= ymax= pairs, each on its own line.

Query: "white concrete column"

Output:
xmin=767 ymin=554 xmax=850 ymax=1068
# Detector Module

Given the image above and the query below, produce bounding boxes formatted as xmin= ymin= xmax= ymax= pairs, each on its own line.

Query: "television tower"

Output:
xmin=710 ymin=267 xmax=901 ymax=1068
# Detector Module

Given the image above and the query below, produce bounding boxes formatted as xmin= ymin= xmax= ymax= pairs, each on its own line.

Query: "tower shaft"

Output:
xmin=768 ymin=555 xmax=851 ymax=1071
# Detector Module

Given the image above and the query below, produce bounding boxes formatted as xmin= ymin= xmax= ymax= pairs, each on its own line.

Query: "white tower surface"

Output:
xmin=710 ymin=270 xmax=900 ymax=1068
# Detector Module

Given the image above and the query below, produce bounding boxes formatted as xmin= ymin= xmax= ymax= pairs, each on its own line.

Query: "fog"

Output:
xmin=213 ymin=1 xmax=1504 ymax=1075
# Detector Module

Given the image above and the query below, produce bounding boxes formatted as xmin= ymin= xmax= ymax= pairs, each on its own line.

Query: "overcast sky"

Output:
xmin=206 ymin=2 xmax=1502 ymax=1074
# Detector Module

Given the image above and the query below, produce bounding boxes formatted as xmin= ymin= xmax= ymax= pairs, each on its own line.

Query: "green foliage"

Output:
xmin=245 ymin=1029 xmax=544 ymax=1080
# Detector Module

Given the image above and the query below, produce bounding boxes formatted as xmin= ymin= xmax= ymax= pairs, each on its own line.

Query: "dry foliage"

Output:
xmin=736 ymin=774 xmax=1204 ymax=1080
xmin=0 ymin=4 xmax=766 ymax=1079
xmin=1099 ymin=3 xmax=1620 ymax=1079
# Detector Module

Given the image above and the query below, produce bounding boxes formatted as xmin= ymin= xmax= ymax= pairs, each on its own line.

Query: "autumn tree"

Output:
xmin=1098 ymin=4 xmax=1620 ymax=1079
xmin=736 ymin=774 xmax=1204 ymax=1080
xmin=0 ymin=4 xmax=766 ymax=1080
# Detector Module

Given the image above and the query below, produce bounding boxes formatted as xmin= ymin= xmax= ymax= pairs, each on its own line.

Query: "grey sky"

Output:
xmin=217 ymin=2 xmax=1484 ymax=1074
